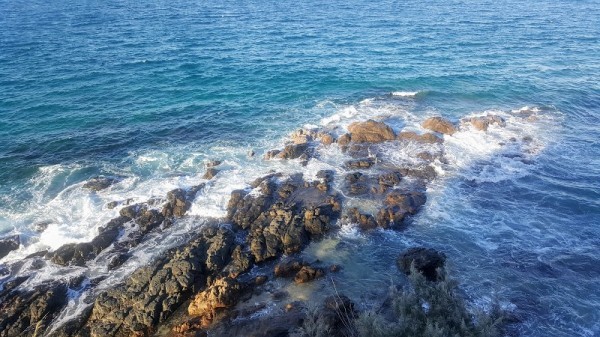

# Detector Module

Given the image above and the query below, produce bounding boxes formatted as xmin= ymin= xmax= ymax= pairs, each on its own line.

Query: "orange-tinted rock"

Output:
xmin=347 ymin=119 xmax=396 ymax=143
xmin=422 ymin=117 xmax=456 ymax=135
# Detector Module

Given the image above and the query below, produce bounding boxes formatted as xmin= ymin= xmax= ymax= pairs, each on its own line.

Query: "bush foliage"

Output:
xmin=294 ymin=266 xmax=504 ymax=337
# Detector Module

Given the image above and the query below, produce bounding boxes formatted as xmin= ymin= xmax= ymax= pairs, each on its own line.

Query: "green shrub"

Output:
xmin=293 ymin=266 xmax=504 ymax=337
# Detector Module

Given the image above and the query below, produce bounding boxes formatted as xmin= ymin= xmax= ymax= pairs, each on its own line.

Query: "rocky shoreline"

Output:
xmin=0 ymin=113 xmax=532 ymax=337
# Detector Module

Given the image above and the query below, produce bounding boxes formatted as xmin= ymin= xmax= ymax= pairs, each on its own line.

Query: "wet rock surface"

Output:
xmin=0 ymin=282 xmax=68 ymax=337
xmin=0 ymin=235 xmax=20 ymax=260
xmin=422 ymin=116 xmax=457 ymax=135
xmin=397 ymin=247 xmax=447 ymax=281
xmin=227 ymin=173 xmax=341 ymax=263
xmin=82 ymin=177 xmax=120 ymax=192
xmin=347 ymin=119 xmax=396 ymax=143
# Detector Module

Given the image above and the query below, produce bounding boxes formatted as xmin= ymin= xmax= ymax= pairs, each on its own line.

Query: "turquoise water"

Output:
xmin=1 ymin=0 xmax=599 ymax=336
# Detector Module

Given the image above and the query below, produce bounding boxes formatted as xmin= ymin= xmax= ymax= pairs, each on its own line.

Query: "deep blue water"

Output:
xmin=0 ymin=0 xmax=599 ymax=336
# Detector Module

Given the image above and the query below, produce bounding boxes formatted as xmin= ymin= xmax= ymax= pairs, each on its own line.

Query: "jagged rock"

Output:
xmin=106 ymin=201 xmax=118 ymax=209
xmin=33 ymin=221 xmax=52 ymax=233
xmin=303 ymin=204 xmax=335 ymax=235
xmin=203 ymin=168 xmax=219 ymax=180
xmin=107 ymin=253 xmax=129 ymax=271
xmin=376 ymin=191 xmax=426 ymax=229
xmin=294 ymin=265 xmax=324 ymax=284
xmin=398 ymin=166 xmax=438 ymax=181
xmin=119 ymin=203 xmax=145 ymax=219
xmin=0 ymin=235 xmax=20 ymax=260
xmin=49 ymin=216 xmax=128 ymax=266
xmin=317 ymin=131 xmax=334 ymax=145
xmin=347 ymin=120 xmax=396 ymax=143
xmin=378 ymin=171 xmax=402 ymax=188
xmin=205 ymin=160 xmax=222 ymax=168
xmin=223 ymin=245 xmax=253 ymax=278
xmin=83 ymin=226 xmax=235 ymax=336
xmin=227 ymin=175 xmax=341 ymax=262
xmin=188 ymin=277 xmax=244 ymax=325
xmin=277 ymin=143 xmax=309 ymax=160
xmin=137 ymin=209 xmax=164 ymax=233
xmin=253 ymin=275 xmax=268 ymax=286
xmin=290 ymin=129 xmax=314 ymax=144
xmin=345 ymin=158 xmax=375 ymax=169
xmin=0 ymin=282 xmax=68 ymax=337
xmin=397 ymin=247 xmax=446 ymax=281
xmin=83 ymin=177 xmax=119 ymax=192
xmin=397 ymin=131 xmax=442 ymax=144
xmin=422 ymin=117 xmax=456 ymax=135
xmin=337 ymin=133 xmax=351 ymax=146
xmin=274 ymin=259 xmax=306 ymax=278
xmin=162 ymin=185 xmax=203 ymax=218
xmin=347 ymin=208 xmax=378 ymax=230
xmin=467 ymin=115 xmax=506 ymax=131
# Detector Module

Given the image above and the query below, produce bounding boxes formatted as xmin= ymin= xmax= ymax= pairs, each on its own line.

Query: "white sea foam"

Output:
xmin=391 ymin=91 xmax=420 ymax=97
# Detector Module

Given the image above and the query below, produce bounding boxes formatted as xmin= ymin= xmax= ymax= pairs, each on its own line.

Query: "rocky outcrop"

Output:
xmin=203 ymin=168 xmax=219 ymax=180
xmin=83 ymin=226 xmax=235 ymax=337
xmin=82 ymin=177 xmax=119 ymax=192
xmin=162 ymin=184 xmax=204 ymax=218
xmin=294 ymin=265 xmax=324 ymax=284
xmin=48 ymin=216 xmax=129 ymax=266
xmin=264 ymin=143 xmax=310 ymax=160
xmin=0 ymin=235 xmax=19 ymax=260
xmin=397 ymin=247 xmax=446 ymax=281
xmin=187 ymin=276 xmax=245 ymax=326
xmin=397 ymin=131 xmax=442 ymax=144
xmin=422 ymin=117 xmax=456 ymax=135
xmin=347 ymin=120 xmax=396 ymax=143
xmin=346 ymin=208 xmax=378 ymax=230
xmin=466 ymin=115 xmax=506 ymax=131
xmin=376 ymin=191 xmax=426 ymax=229
xmin=227 ymin=173 xmax=341 ymax=263
xmin=0 ymin=282 xmax=68 ymax=337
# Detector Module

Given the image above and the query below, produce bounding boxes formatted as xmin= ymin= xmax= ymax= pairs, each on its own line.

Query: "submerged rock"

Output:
xmin=376 ymin=191 xmax=426 ymax=229
xmin=397 ymin=247 xmax=446 ymax=281
xmin=203 ymin=167 xmax=219 ymax=180
xmin=49 ymin=216 xmax=128 ymax=266
xmin=422 ymin=117 xmax=456 ymax=135
xmin=347 ymin=119 xmax=396 ymax=143
xmin=467 ymin=115 xmax=506 ymax=131
xmin=82 ymin=177 xmax=119 ymax=192
xmin=397 ymin=131 xmax=442 ymax=144
xmin=0 ymin=235 xmax=20 ymax=260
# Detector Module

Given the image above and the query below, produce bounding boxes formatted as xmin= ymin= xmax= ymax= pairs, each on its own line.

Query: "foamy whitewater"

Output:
xmin=1 ymin=0 xmax=599 ymax=336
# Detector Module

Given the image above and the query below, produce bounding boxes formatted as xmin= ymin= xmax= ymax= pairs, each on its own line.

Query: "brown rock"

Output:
xmin=468 ymin=115 xmax=506 ymax=131
xmin=397 ymin=131 xmax=442 ymax=144
xmin=347 ymin=208 xmax=377 ymax=230
xmin=203 ymin=168 xmax=219 ymax=180
xmin=188 ymin=277 xmax=243 ymax=321
xmin=422 ymin=117 xmax=456 ymax=135
xmin=347 ymin=119 xmax=396 ymax=143
xmin=317 ymin=132 xmax=335 ymax=145
xmin=294 ymin=266 xmax=325 ymax=284
xmin=344 ymin=158 xmax=375 ymax=169
xmin=274 ymin=259 xmax=305 ymax=278
xmin=337 ymin=133 xmax=351 ymax=146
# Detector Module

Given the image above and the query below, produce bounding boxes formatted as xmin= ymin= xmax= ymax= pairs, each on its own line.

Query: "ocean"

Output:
xmin=0 ymin=0 xmax=599 ymax=336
